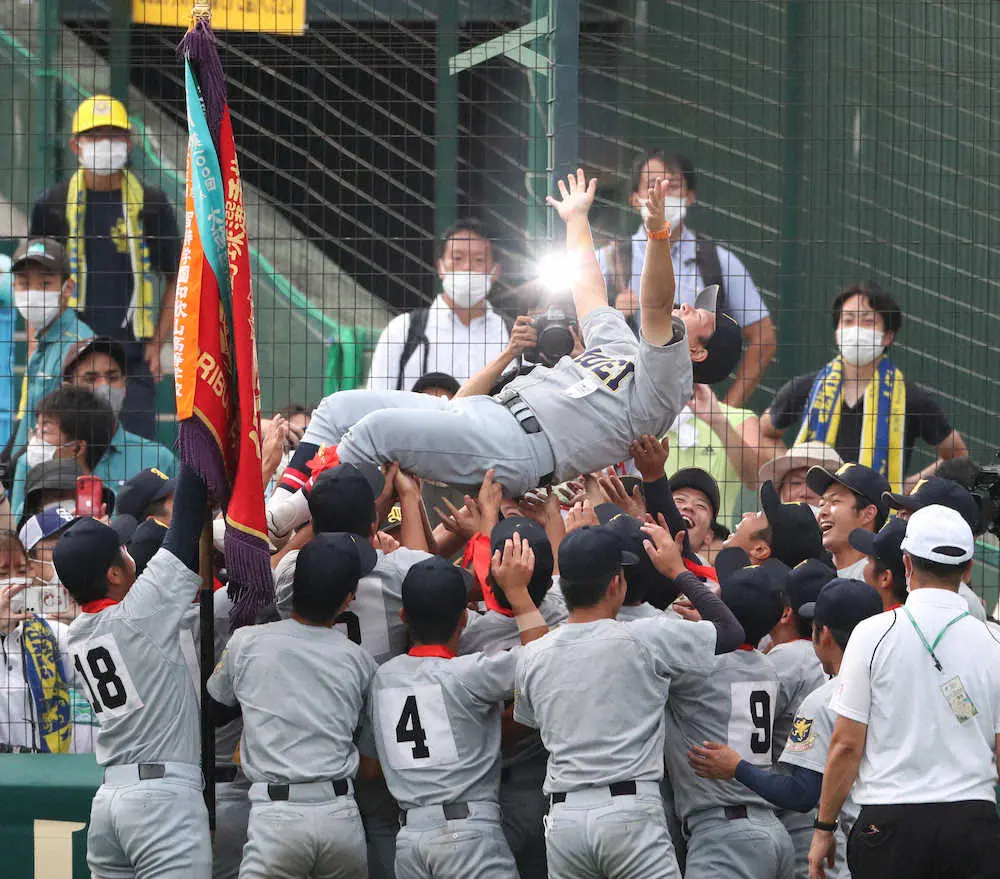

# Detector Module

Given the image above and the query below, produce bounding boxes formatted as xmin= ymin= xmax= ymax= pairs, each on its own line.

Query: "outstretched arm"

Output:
xmin=638 ymin=178 xmax=678 ymax=346
xmin=546 ymin=169 xmax=608 ymax=322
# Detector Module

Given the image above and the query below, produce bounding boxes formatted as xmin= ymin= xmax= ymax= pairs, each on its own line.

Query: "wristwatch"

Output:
xmin=647 ymin=224 xmax=672 ymax=241
xmin=813 ymin=817 xmax=838 ymax=832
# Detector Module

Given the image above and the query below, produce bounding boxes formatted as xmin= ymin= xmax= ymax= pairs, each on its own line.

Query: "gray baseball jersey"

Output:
xmin=494 ymin=307 xmax=691 ymax=482
xmin=208 ymin=618 xmax=376 ymax=783
xmin=514 ymin=617 xmax=717 ymax=793
xmin=665 ymin=649 xmax=781 ymax=820
xmin=458 ymin=591 xmax=567 ymax=656
xmin=274 ymin=546 xmax=431 ymax=665
xmin=779 ymin=676 xmax=859 ymax=827
xmin=67 ymin=549 xmax=202 ymax=766
xmin=366 ymin=650 xmax=518 ymax=810
xmin=765 ymin=640 xmax=826 ymax=761
xmin=617 ymin=602 xmax=665 ymax=622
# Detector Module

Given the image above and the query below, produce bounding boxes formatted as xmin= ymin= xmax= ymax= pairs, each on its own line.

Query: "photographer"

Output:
xmin=455 ymin=306 xmax=583 ymax=399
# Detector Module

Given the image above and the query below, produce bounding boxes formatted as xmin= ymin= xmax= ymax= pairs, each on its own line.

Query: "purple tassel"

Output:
xmin=177 ymin=419 xmax=230 ymax=505
xmin=177 ymin=20 xmax=228 ymax=144
xmin=225 ymin=528 xmax=274 ymax=630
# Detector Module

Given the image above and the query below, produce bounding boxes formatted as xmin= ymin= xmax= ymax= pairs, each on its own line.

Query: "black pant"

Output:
xmin=121 ymin=349 xmax=158 ymax=441
xmin=848 ymin=801 xmax=1000 ymax=879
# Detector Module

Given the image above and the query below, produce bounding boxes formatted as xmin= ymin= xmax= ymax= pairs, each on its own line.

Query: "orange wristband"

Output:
xmin=647 ymin=223 xmax=672 ymax=241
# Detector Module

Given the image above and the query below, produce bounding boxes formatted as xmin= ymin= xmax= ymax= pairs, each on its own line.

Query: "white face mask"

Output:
xmin=836 ymin=326 xmax=884 ymax=366
xmin=91 ymin=384 xmax=126 ymax=417
xmin=441 ymin=272 xmax=492 ymax=309
xmin=663 ymin=195 xmax=688 ymax=228
xmin=78 ymin=139 xmax=130 ymax=175
xmin=15 ymin=288 xmax=63 ymax=329
xmin=25 ymin=436 xmax=60 ymax=470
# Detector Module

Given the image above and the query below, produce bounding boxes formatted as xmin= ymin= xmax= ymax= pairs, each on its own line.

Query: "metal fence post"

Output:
xmin=435 ymin=0 xmax=458 ymax=243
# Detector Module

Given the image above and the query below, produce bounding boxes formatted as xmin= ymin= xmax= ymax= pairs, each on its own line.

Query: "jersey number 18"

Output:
xmin=71 ymin=635 xmax=143 ymax=721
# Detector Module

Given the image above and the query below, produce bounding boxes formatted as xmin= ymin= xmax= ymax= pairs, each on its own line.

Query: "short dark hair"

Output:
xmin=908 ymin=553 xmax=968 ymax=587
xmin=872 ymin=558 xmax=908 ymax=604
xmin=437 ymin=217 xmax=494 ymax=261
xmin=561 ymin=570 xmax=620 ymax=611
xmin=276 ymin=403 xmax=313 ymax=421
xmin=851 ymin=494 xmax=888 ymax=531
xmin=814 ymin=620 xmax=850 ymax=653
xmin=292 ymin=575 xmax=356 ymax=624
xmin=406 ymin=605 xmax=465 ymax=646
xmin=831 ymin=283 xmax=903 ymax=338
xmin=145 ymin=497 xmax=171 ymax=520
xmin=935 ymin=456 xmax=982 ymax=491
xmin=37 ymin=386 xmax=116 ymax=471
xmin=630 ymin=149 xmax=697 ymax=194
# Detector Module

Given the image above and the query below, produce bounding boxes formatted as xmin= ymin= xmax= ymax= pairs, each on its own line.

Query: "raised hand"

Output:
xmin=597 ymin=470 xmax=646 ymax=520
xmin=491 ymin=533 xmax=536 ymax=597
xmin=629 ymin=433 xmax=670 ymax=483
xmin=641 ymin=176 xmax=672 ymax=234
xmin=641 ymin=516 xmax=687 ymax=579
xmin=477 ymin=469 xmax=503 ymax=534
xmin=435 ymin=496 xmax=483 ymax=541
xmin=564 ymin=499 xmax=600 ymax=534
xmin=545 ymin=168 xmax=598 ymax=222
xmin=506 ymin=315 xmax=538 ymax=359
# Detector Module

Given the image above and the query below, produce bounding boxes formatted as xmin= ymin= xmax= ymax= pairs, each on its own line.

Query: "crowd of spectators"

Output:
xmin=1 ymin=96 xmax=997 ymax=879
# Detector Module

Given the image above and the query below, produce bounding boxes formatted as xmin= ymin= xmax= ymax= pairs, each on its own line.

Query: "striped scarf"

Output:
xmin=796 ymin=354 xmax=906 ymax=491
xmin=65 ymin=168 xmax=157 ymax=339
xmin=20 ymin=615 xmax=72 ymax=753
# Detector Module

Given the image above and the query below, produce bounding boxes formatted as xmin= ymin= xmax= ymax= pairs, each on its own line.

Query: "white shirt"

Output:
xmin=366 ymin=295 xmax=509 ymax=391
xmin=831 ymin=588 xmax=1000 ymax=805
xmin=836 ymin=557 xmax=868 ymax=581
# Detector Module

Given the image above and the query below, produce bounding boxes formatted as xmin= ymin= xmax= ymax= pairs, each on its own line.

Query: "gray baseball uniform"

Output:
xmin=457 ymin=594 xmax=566 ymax=879
xmin=208 ymin=617 xmax=376 ymax=879
xmin=665 ymin=649 xmax=794 ymax=879
xmin=514 ymin=616 xmax=718 ymax=879
xmin=765 ymin=639 xmax=827 ymax=877
xmin=67 ymin=548 xmax=211 ymax=879
xmin=366 ymin=650 xmax=521 ymax=879
xmin=779 ymin=676 xmax=851 ymax=879
xmin=616 ymin=602 xmax=665 ymax=622
xmin=302 ymin=307 xmax=691 ymax=495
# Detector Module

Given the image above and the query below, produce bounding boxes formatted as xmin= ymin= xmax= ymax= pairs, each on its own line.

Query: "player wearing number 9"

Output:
xmin=54 ymin=463 xmax=213 ymax=879
xmin=664 ymin=560 xmax=796 ymax=879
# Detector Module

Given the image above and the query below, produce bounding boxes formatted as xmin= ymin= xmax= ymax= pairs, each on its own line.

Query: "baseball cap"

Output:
xmin=784 ymin=558 xmax=837 ymax=615
xmin=411 ymin=372 xmax=461 ymax=396
xmin=24 ymin=459 xmax=83 ymax=502
xmin=883 ymin=477 xmax=980 ymax=533
xmin=307 ymin=463 xmax=385 ymax=534
xmin=294 ymin=532 xmax=378 ymax=593
xmin=490 ymin=517 xmax=554 ymax=602
xmin=11 ymin=237 xmax=70 ymax=277
xmin=718 ymin=561 xmax=788 ymax=645
xmin=848 ymin=517 xmax=907 ymax=579
xmin=53 ymin=517 xmax=133 ymax=599
xmin=62 ymin=336 xmax=128 ymax=381
xmin=799 ymin=578 xmax=883 ymax=640
xmin=690 ymin=285 xmax=743 ymax=386
xmin=558 ymin=525 xmax=639 ymax=583
xmin=113 ymin=468 xmax=175 ymax=521
xmin=760 ymin=480 xmax=824 ymax=567
xmin=71 ymin=95 xmax=130 ymax=135
xmin=127 ymin=517 xmax=168 ymax=576
xmin=900 ymin=504 xmax=975 ymax=566
xmin=402 ymin=555 xmax=473 ymax=623
xmin=758 ymin=441 xmax=843 ymax=491
xmin=806 ymin=462 xmax=890 ymax=519
xmin=596 ymin=503 xmax=674 ymax=605
xmin=18 ymin=507 xmax=76 ymax=553
xmin=669 ymin=468 xmax=721 ymax=523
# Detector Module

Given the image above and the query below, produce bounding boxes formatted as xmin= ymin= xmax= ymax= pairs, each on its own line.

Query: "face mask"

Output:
xmin=14 ymin=288 xmax=63 ymax=329
xmin=663 ymin=195 xmax=688 ymax=228
xmin=441 ymin=272 xmax=492 ymax=309
xmin=78 ymin=139 xmax=130 ymax=175
xmin=91 ymin=384 xmax=126 ymax=417
xmin=25 ymin=436 xmax=59 ymax=470
xmin=836 ymin=326 xmax=884 ymax=366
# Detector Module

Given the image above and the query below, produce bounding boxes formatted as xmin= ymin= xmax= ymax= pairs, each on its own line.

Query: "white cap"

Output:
xmin=758 ymin=440 xmax=844 ymax=489
xmin=900 ymin=504 xmax=975 ymax=565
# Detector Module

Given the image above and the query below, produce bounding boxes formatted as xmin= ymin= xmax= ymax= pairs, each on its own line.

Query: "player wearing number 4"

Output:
xmin=665 ymin=559 xmax=796 ymax=879
xmin=53 ymin=463 xmax=212 ymax=879
xmin=208 ymin=532 xmax=379 ymax=879
xmin=364 ymin=536 xmax=548 ymax=879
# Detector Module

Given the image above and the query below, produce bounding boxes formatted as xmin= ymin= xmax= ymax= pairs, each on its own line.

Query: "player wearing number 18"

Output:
xmin=364 ymin=539 xmax=548 ymax=879
xmin=53 ymin=463 xmax=212 ymax=879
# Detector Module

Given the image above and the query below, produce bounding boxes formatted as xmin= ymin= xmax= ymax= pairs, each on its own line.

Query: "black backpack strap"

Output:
xmin=396 ymin=307 xmax=431 ymax=391
xmin=610 ymin=238 xmax=633 ymax=304
xmin=694 ymin=233 xmax=727 ymax=312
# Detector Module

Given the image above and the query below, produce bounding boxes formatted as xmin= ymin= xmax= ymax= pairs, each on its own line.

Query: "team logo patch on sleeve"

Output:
xmin=784 ymin=716 xmax=816 ymax=752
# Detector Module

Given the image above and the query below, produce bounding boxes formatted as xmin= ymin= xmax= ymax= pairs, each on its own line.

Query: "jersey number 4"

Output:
xmin=377 ymin=685 xmax=459 ymax=770
xmin=395 ymin=695 xmax=430 ymax=759
xmin=71 ymin=636 xmax=143 ymax=721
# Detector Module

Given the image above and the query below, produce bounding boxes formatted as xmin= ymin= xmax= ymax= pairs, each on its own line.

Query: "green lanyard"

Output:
xmin=902 ymin=607 xmax=970 ymax=672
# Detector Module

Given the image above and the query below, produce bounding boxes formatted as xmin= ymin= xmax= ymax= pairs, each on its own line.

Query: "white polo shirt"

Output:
xmin=366 ymin=295 xmax=509 ymax=391
xmin=831 ymin=587 xmax=1000 ymax=805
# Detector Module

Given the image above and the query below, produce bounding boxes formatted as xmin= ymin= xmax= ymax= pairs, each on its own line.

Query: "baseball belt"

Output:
xmin=550 ymin=780 xmax=638 ymax=805
xmin=501 ymin=394 xmax=554 ymax=487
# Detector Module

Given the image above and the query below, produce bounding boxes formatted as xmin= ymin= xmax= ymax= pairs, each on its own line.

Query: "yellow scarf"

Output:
xmin=796 ymin=354 xmax=907 ymax=491
xmin=65 ymin=168 xmax=157 ymax=339
xmin=20 ymin=615 xmax=72 ymax=753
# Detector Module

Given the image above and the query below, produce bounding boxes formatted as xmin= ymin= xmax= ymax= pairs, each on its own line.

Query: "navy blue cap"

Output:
xmin=693 ymin=307 xmax=743 ymax=386
xmin=113 ymin=467 xmax=175 ymax=521
xmin=760 ymin=479 xmax=825 ymax=568
xmin=848 ymin=517 xmax=906 ymax=579
xmin=669 ymin=468 xmax=721 ymax=523
xmin=883 ymin=477 xmax=980 ymax=532
xmin=799 ymin=578 xmax=883 ymax=637
xmin=490 ymin=517 xmax=554 ymax=604
xmin=411 ymin=372 xmax=461 ymax=396
xmin=718 ymin=562 xmax=787 ymax=645
xmin=308 ymin=463 xmax=385 ymax=534
xmin=128 ymin=517 xmax=168 ymax=576
xmin=785 ymin=558 xmax=837 ymax=614
xmin=402 ymin=556 xmax=473 ymax=622
xmin=807 ymin=462 xmax=890 ymax=519
xmin=596 ymin=503 xmax=673 ymax=605
xmin=294 ymin=532 xmax=378 ymax=593
xmin=53 ymin=516 xmax=132 ymax=600
xmin=558 ymin=525 xmax=639 ymax=582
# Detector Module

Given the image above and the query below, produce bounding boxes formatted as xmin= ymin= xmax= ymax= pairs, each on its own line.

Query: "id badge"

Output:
xmin=564 ymin=375 xmax=601 ymax=399
xmin=940 ymin=676 xmax=978 ymax=723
